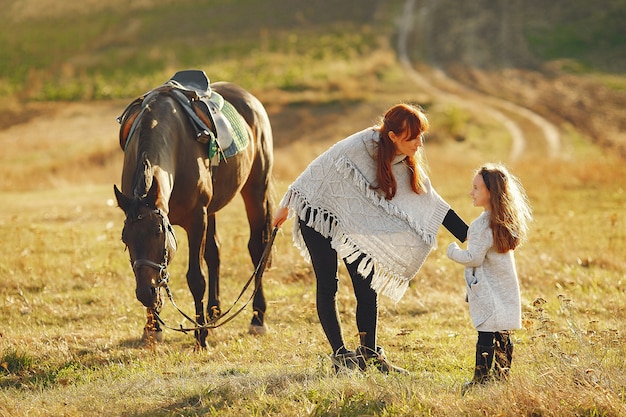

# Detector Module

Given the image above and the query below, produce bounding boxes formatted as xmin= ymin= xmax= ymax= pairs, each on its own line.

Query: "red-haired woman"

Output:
xmin=273 ymin=103 xmax=468 ymax=373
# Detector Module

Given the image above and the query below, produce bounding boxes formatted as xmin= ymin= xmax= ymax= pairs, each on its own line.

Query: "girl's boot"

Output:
xmin=461 ymin=344 xmax=494 ymax=395
xmin=494 ymin=332 xmax=513 ymax=381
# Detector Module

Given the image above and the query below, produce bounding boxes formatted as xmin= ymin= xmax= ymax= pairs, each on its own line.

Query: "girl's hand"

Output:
xmin=273 ymin=206 xmax=289 ymax=228
xmin=446 ymin=242 xmax=460 ymax=258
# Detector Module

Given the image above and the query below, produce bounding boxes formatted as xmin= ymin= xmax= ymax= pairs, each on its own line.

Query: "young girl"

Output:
xmin=447 ymin=163 xmax=531 ymax=393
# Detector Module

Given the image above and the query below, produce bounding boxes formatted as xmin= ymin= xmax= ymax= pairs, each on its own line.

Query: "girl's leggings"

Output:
xmin=477 ymin=331 xmax=510 ymax=347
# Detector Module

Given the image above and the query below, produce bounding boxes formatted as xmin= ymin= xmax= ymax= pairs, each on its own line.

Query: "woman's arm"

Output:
xmin=442 ymin=209 xmax=468 ymax=242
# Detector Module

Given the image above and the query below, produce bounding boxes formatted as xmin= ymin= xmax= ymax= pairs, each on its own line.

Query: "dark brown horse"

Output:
xmin=114 ymin=78 xmax=273 ymax=347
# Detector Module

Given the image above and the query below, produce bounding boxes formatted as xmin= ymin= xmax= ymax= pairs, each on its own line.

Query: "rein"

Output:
xmin=128 ymin=205 xmax=278 ymax=333
xmin=152 ymin=226 xmax=278 ymax=332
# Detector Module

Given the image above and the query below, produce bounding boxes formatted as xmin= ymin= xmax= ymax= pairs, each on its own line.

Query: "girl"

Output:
xmin=447 ymin=163 xmax=531 ymax=392
xmin=273 ymin=103 xmax=468 ymax=373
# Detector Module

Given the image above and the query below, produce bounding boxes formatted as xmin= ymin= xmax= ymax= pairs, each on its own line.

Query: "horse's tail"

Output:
xmin=252 ymin=96 xmax=275 ymax=268
xmin=266 ymin=180 xmax=275 ymax=267
xmin=262 ymin=155 xmax=275 ymax=269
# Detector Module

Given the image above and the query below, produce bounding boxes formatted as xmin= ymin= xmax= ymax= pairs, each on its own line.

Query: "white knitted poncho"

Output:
xmin=280 ymin=128 xmax=450 ymax=301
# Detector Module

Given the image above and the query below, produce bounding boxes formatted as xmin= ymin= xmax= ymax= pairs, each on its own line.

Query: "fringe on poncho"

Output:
xmin=280 ymin=128 xmax=450 ymax=302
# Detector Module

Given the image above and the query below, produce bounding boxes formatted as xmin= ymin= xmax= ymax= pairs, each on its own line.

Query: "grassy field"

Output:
xmin=1 ymin=0 xmax=625 ymax=416
xmin=0 ymin=91 xmax=624 ymax=416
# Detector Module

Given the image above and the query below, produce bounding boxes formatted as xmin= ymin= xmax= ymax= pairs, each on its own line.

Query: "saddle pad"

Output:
xmin=209 ymin=98 xmax=249 ymax=162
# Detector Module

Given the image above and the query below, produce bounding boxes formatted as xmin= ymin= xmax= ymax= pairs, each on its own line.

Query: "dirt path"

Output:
xmin=398 ymin=0 xmax=561 ymax=160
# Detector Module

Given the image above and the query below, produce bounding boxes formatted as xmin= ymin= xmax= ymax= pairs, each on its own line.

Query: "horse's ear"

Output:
xmin=146 ymin=176 xmax=166 ymax=211
xmin=114 ymin=185 xmax=131 ymax=213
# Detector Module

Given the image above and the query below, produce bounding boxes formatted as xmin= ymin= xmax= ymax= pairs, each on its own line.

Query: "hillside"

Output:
xmin=0 ymin=0 xmax=624 ymax=176
xmin=403 ymin=0 xmax=626 ymax=156
xmin=0 ymin=0 xmax=626 ymax=189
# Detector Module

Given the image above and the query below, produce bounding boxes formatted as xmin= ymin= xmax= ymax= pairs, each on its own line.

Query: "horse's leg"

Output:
xmin=205 ymin=214 xmax=221 ymax=321
xmin=241 ymin=175 xmax=273 ymax=335
xmin=185 ymin=208 xmax=209 ymax=348
xmin=142 ymin=307 xmax=164 ymax=344
xmin=142 ymin=285 xmax=164 ymax=344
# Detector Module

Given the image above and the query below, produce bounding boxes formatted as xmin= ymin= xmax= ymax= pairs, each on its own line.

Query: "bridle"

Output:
xmin=125 ymin=208 xmax=177 ymax=289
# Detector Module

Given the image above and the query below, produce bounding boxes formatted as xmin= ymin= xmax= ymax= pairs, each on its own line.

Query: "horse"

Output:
xmin=113 ymin=75 xmax=274 ymax=348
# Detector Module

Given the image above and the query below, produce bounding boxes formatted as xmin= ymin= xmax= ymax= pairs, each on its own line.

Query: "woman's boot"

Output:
xmin=356 ymin=346 xmax=409 ymax=374
xmin=461 ymin=344 xmax=494 ymax=395
xmin=330 ymin=347 xmax=360 ymax=373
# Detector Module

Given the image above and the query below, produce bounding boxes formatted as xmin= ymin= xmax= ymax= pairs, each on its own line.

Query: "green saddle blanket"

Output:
xmin=207 ymin=95 xmax=249 ymax=162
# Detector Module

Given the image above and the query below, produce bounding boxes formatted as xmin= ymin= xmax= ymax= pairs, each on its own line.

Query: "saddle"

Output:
xmin=117 ymin=70 xmax=244 ymax=163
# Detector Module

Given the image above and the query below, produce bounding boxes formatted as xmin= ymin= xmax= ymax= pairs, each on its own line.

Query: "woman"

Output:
xmin=273 ymin=103 xmax=468 ymax=373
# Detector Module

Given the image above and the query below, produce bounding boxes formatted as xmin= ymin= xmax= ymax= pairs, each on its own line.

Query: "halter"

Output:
xmin=126 ymin=208 xmax=178 ymax=288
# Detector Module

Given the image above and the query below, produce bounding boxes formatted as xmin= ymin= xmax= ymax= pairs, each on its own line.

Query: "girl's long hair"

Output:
xmin=375 ymin=103 xmax=429 ymax=200
xmin=479 ymin=163 xmax=532 ymax=253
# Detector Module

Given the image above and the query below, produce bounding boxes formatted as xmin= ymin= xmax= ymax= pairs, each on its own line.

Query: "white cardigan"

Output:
xmin=447 ymin=211 xmax=522 ymax=332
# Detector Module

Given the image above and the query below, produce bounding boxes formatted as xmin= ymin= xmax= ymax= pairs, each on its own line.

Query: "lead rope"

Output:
xmin=153 ymin=226 xmax=278 ymax=332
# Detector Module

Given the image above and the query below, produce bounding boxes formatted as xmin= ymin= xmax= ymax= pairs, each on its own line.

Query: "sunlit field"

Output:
xmin=0 ymin=93 xmax=624 ymax=415
xmin=1 ymin=0 xmax=625 ymax=415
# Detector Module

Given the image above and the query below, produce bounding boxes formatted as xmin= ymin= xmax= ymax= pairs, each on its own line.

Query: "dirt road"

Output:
xmin=399 ymin=0 xmax=561 ymax=161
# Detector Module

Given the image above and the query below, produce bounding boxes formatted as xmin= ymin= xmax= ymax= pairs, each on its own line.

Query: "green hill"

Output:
xmin=0 ymin=0 xmax=623 ymax=101
xmin=0 ymin=0 xmax=394 ymax=100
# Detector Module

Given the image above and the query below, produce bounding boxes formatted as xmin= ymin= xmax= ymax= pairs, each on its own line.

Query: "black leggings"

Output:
xmin=477 ymin=331 xmax=511 ymax=347
xmin=299 ymin=220 xmax=378 ymax=353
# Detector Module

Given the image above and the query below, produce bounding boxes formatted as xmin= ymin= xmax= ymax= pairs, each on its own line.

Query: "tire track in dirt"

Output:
xmin=397 ymin=0 xmax=560 ymax=160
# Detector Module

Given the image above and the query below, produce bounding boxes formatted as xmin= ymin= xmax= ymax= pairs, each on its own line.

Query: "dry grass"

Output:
xmin=1 ymin=1 xmax=625 ymax=414
xmin=6 ymin=0 xmax=181 ymax=20
xmin=0 ymin=81 xmax=624 ymax=415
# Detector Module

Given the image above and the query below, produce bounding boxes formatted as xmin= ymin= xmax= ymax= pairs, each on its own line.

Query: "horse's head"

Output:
xmin=114 ymin=179 xmax=177 ymax=308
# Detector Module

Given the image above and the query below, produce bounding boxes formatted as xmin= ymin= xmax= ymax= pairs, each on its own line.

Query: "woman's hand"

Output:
xmin=273 ymin=206 xmax=289 ymax=228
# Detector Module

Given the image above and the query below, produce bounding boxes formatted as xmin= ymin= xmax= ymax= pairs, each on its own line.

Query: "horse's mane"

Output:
xmin=131 ymin=152 xmax=153 ymax=200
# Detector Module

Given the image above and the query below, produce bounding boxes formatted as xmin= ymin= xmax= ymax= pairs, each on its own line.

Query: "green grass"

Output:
xmin=3 ymin=0 xmax=623 ymax=101
xmin=0 ymin=0 xmax=397 ymax=100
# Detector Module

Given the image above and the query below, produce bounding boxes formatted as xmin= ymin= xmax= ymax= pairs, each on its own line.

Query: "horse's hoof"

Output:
xmin=248 ymin=324 xmax=268 ymax=336
xmin=142 ymin=329 xmax=164 ymax=343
